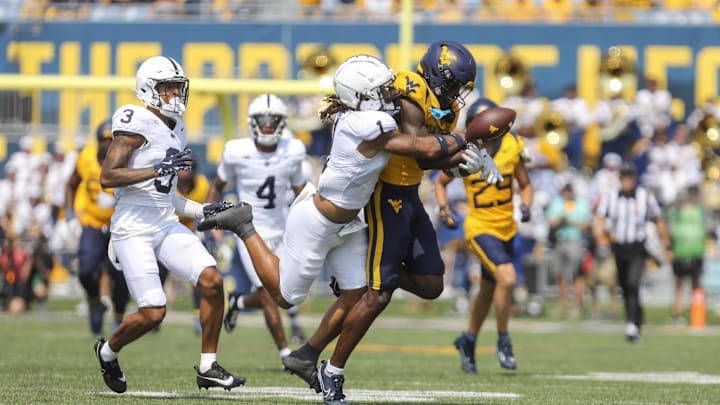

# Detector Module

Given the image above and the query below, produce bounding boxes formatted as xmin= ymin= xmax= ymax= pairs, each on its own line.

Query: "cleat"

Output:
xmin=318 ymin=360 xmax=348 ymax=405
xmin=496 ymin=336 xmax=517 ymax=370
xmin=224 ymin=291 xmax=241 ymax=333
xmin=283 ymin=349 xmax=321 ymax=392
xmin=90 ymin=301 xmax=108 ymax=335
xmin=194 ymin=362 xmax=245 ymax=390
xmin=197 ymin=203 xmax=255 ymax=241
xmin=453 ymin=333 xmax=477 ymax=374
xmin=94 ymin=337 xmax=127 ymax=393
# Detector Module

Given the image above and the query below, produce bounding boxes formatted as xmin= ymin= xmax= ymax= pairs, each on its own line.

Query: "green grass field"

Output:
xmin=2 ymin=297 xmax=720 ymax=405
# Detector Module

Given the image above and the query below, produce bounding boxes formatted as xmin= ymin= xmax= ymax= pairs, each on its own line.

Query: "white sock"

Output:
xmin=279 ymin=347 xmax=292 ymax=358
xmin=100 ymin=341 xmax=118 ymax=362
xmin=199 ymin=353 xmax=217 ymax=373
xmin=325 ymin=361 xmax=344 ymax=376
xmin=235 ymin=295 xmax=245 ymax=310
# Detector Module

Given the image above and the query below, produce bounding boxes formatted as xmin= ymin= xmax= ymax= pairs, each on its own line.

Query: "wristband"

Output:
xmin=433 ymin=135 xmax=449 ymax=157
xmin=449 ymin=133 xmax=466 ymax=152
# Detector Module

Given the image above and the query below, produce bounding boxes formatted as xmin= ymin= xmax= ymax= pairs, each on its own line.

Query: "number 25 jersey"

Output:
xmin=463 ymin=132 xmax=525 ymax=241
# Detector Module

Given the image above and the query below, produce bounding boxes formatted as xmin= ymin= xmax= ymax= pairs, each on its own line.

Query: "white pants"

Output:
xmin=237 ymin=234 xmax=283 ymax=289
xmin=279 ymin=196 xmax=367 ymax=306
xmin=112 ymin=222 xmax=217 ymax=308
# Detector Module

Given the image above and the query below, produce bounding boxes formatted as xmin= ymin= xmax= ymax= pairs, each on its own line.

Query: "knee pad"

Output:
xmin=136 ymin=288 xmax=167 ymax=308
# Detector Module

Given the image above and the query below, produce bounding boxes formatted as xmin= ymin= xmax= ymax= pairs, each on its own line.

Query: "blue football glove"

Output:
xmin=439 ymin=204 xmax=460 ymax=229
xmin=203 ymin=200 xmax=234 ymax=218
xmin=154 ymin=148 xmax=194 ymax=177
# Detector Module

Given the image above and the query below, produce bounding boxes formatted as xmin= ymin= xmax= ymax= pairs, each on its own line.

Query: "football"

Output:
xmin=465 ymin=106 xmax=516 ymax=144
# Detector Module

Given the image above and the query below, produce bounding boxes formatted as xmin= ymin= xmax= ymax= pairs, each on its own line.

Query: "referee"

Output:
xmin=592 ymin=162 xmax=672 ymax=342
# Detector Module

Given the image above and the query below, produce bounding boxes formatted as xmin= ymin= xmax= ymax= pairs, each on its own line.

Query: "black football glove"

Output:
xmin=154 ymin=148 xmax=194 ymax=177
xmin=329 ymin=276 xmax=341 ymax=298
xmin=520 ymin=204 xmax=531 ymax=223
xmin=203 ymin=200 xmax=234 ymax=218
xmin=439 ymin=204 xmax=460 ymax=229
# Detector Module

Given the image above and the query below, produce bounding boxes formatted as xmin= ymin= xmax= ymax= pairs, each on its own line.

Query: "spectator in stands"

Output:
xmin=667 ymin=185 xmax=707 ymax=324
xmin=593 ymin=162 xmax=672 ymax=342
xmin=0 ymin=237 xmax=28 ymax=315
xmin=546 ymin=181 xmax=592 ymax=318
xmin=23 ymin=234 xmax=54 ymax=312
xmin=551 ymin=84 xmax=592 ymax=169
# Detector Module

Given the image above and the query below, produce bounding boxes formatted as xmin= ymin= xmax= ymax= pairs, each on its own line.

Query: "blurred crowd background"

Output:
xmin=1 ymin=1 xmax=720 ymax=331
xmin=4 ymin=0 xmax=720 ymax=23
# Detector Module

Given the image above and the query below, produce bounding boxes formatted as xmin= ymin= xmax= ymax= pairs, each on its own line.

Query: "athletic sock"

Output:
xmin=100 ymin=341 xmax=118 ymax=362
xmin=279 ymin=347 xmax=292 ymax=358
xmin=235 ymin=295 xmax=245 ymax=310
xmin=199 ymin=353 xmax=217 ymax=373
xmin=325 ymin=361 xmax=344 ymax=376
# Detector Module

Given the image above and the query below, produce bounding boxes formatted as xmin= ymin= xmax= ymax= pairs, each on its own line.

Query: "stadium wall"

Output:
xmin=1 ymin=21 xmax=718 ymax=167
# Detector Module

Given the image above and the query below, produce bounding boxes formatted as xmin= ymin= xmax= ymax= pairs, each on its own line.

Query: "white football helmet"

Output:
xmin=135 ymin=56 xmax=189 ymax=119
xmin=334 ymin=54 xmax=398 ymax=113
xmin=248 ymin=93 xmax=288 ymax=147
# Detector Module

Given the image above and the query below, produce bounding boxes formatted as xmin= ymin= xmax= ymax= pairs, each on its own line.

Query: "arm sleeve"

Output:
xmin=172 ymin=194 xmax=205 ymax=219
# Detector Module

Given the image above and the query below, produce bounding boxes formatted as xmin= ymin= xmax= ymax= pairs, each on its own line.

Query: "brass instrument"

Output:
xmin=534 ymin=106 xmax=569 ymax=150
xmin=599 ymin=46 xmax=637 ymax=98
xmin=493 ymin=52 xmax=530 ymax=96
xmin=298 ymin=46 xmax=337 ymax=80
xmin=693 ymin=111 xmax=720 ymax=151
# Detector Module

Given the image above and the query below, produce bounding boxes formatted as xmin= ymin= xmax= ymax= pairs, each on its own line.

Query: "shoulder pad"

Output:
xmin=285 ymin=138 xmax=308 ymax=159
xmin=221 ymin=138 xmax=251 ymax=164
xmin=342 ymin=110 xmax=397 ymax=141
xmin=112 ymin=105 xmax=154 ymax=138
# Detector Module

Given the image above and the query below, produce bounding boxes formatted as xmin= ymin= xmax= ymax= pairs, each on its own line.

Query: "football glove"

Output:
xmin=154 ymin=148 xmax=194 ymax=177
xmin=203 ymin=200 xmax=234 ymax=218
xmin=438 ymin=204 xmax=459 ymax=229
xmin=520 ymin=204 xmax=531 ymax=223
xmin=470 ymin=144 xmax=503 ymax=185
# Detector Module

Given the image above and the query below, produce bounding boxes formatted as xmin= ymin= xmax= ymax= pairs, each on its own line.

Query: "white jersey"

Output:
xmin=110 ymin=104 xmax=187 ymax=239
xmin=318 ymin=110 xmax=397 ymax=210
xmin=217 ymin=137 xmax=306 ymax=236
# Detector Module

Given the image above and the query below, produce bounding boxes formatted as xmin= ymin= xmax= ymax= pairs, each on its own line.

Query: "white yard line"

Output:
xmin=95 ymin=387 xmax=521 ymax=402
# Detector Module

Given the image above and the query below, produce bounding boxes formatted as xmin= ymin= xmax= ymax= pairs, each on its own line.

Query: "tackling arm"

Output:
xmin=206 ymin=176 xmax=227 ymax=203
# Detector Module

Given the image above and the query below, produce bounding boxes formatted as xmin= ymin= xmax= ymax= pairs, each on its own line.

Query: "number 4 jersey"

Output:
xmin=216 ymin=136 xmax=306 ymax=237
xmin=110 ymin=104 xmax=188 ymax=239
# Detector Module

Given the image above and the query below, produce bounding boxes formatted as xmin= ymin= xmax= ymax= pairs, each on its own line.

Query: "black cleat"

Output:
xmin=194 ymin=362 xmax=246 ymax=391
xmin=453 ymin=332 xmax=477 ymax=374
xmin=318 ymin=360 xmax=348 ymax=405
xmin=94 ymin=337 xmax=127 ymax=393
xmin=197 ymin=203 xmax=256 ymax=240
xmin=282 ymin=349 xmax=321 ymax=393
xmin=224 ymin=291 xmax=241 ymax=333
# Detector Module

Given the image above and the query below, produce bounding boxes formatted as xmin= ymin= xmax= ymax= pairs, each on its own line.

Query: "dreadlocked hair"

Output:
xmin=318 ymin=94 xmax=350 ymax=122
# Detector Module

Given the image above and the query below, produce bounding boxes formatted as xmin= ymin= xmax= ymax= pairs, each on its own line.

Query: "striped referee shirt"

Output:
xmin=595 ymin=186 xmax=662 ymax=244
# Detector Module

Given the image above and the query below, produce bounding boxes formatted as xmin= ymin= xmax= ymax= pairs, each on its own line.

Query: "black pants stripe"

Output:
xmin=612 ymin=242 xmax=646 ymax=328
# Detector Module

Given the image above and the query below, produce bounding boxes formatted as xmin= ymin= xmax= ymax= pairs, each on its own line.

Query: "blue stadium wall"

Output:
xmin=1 ymin=21 xmax=719 ymax=169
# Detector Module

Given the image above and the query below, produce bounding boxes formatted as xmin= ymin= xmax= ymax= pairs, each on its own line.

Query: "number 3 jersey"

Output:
xmin=110 ymin=104 xmax=188 ymax=239
xmin=216 ymin=137 xmax=306 ymax=237
xmin=463 ymin=132 xmax=525 ymax=241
